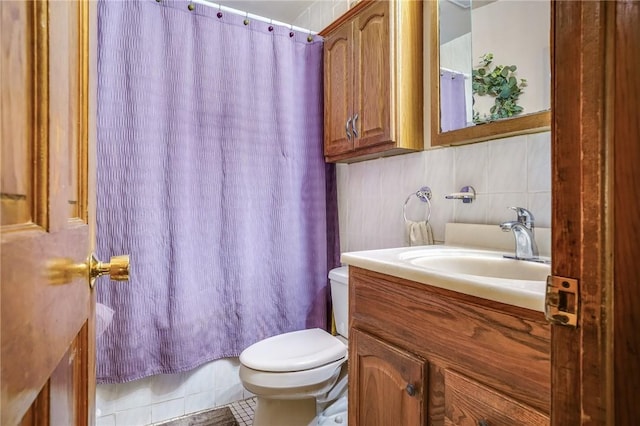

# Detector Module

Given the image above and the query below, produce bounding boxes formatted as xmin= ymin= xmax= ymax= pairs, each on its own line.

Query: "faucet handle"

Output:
xmin=508 ymin=206 xmax=535 ymax=228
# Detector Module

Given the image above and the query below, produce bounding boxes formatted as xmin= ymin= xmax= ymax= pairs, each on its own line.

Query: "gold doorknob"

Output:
xmin=47 ymin=253 xmax=130 ymax=288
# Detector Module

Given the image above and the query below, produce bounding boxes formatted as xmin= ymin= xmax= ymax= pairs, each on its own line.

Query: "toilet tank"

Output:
xmin=329 ymin=266 xmax=349 ymax=339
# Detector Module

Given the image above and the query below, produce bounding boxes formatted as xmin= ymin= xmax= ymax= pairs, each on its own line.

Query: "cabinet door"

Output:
xmin=324 ymin=22 xmax=353 ymax=157
xmin=349 ymin=329 xmax=425 ymax=426
xmin=352 ymin=1 xmax=392 ymax=150
xmin=444 ymin=369 xmax=549 ymax=426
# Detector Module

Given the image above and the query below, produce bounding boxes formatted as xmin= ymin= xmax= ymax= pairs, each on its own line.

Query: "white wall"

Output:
xmin=337 ymin=132 xmax=551 ymax=253
xmin=96 ymin=1 xmax=552 ymax=424
xmin=472 ymin=0 xmax=551 ymax=119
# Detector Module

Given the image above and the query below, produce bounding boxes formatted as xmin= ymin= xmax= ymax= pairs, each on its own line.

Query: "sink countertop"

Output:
xmin=341 ymin=245 xmax=549 ymax=312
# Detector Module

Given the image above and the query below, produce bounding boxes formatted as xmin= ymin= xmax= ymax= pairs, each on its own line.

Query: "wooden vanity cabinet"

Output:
xmin=348 ymin=267 xmax=551 ymax=426
xmin=351 ymin=329 xmax=426 ymax=425
xmin=321 ymin=0 xmax=423 ymax=163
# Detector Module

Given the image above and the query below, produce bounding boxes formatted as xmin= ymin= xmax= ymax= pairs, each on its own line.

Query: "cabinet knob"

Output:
xmin=405 ymin=383 xmax=416 ymax=397
xmin=478 ymin=419 xmax=489 ymax=426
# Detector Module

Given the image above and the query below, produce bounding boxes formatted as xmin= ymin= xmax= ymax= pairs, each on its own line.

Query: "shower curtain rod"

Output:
xmin=440 ymin=66 xmax=471 ymax=79
xmin=192 ymin=0 xmax=318 ymax=34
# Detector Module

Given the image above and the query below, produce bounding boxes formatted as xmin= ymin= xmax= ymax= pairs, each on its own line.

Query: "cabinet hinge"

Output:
xmin=544 ymin=275 xmax=579 ymax=327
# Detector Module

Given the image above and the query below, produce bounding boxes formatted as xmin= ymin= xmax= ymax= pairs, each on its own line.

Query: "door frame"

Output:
xmin=551 ymin=1 xmax=639 ymax=424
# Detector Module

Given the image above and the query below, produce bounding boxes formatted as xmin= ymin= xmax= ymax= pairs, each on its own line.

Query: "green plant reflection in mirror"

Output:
xmin=472 ymin=53 xmax=528 ymax=124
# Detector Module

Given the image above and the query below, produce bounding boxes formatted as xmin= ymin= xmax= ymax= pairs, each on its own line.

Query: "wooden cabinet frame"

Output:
xmin=321 ymin=0 xmax=423 ymax=163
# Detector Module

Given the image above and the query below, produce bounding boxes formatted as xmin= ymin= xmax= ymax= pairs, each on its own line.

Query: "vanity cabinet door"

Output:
xmin=349 ymin=328 xmax=426 ymax=426
xmin=444 ymin=369 xmax=549 ymax=426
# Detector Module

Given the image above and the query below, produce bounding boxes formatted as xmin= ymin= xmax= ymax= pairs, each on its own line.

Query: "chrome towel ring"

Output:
xmin=403 ymin=186 xmax=432 ymax=224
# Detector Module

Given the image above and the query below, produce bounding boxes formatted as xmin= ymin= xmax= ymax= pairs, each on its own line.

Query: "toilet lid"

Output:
xmin=240 ymin=328 xmax=347 ymax=373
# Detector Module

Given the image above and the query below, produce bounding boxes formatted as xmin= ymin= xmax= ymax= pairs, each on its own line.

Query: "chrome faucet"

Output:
xmin=499 ymin=207 xmax=539 ymax=260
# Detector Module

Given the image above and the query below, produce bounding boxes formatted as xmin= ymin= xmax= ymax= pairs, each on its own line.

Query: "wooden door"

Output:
xmin=352 ymin=1 xmax=391 ymax=150
xmin=349 ymin=329 xmax=425 ymax=426
xmin=323 ymin=22 xmax=353 ymax=158
xmin=1 ymin=1 xmax=97 ymax=424
xmin=551 ymin=1 xmax=640 ymax=424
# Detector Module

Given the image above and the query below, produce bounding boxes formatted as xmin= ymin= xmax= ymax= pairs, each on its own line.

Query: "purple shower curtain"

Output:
xmin=96 ymin=0 xmax=330 ymax=383
xmin=440 ymin=69 xmax=467 ymax=132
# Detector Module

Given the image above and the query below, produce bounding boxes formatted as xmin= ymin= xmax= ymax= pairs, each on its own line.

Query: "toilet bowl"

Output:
xmin=238 ymin=266 xmax=349 ymax=426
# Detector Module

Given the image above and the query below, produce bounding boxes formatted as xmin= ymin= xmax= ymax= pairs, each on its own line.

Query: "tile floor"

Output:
xmin=227 ymin=397 xmax=256 ymax=426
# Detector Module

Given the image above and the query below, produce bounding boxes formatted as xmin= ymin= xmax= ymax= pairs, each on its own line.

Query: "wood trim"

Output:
xmin=429 ymin=0 xmax=440 ymax=147
xmin=19 ymin=382 xmax=50 ymax=426
xmin=550 ymin=2 xmax=582 ymax=420
xmin=613 ymin=1 xmax=640 ymax=424
xmin=551 ymin=1 xmax=612 ymax=424
xmin=394 ymin=0 xmax=423 ymax=152
xmin=433 ymin=112 xmax=550 ymax=147
xmin=319 ymin=0 xmax=374 ymax=36
xmin=352 ymin=266 xmax=548 ymax=321
xmin=603 ymin=3 xmax=616 ymax=424
xmin=325 ymin=141 xmax=410 ymax=163
xmin=1 ymin=222 xmax=47 ymax=241
xmin=76 ymin=322 xmax=90 ymax=426
xmin=77 ymin=0 xmax=89 ymax=224
xmin=429 ymin=1 xmax=550 ymax=147
xmin=87 ymin=0 xmax=98 ymax=421
xmin=87 ymin=296 xmax=96 ymax=426
xmin=32 ymin=0 xmax=49 ymax=230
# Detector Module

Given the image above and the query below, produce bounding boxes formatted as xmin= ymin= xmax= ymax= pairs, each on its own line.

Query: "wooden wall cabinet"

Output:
xmin=348 ymin=267 xmax=551 ymax=426
xmin=321 ymin=0 xmax=423 ymax=163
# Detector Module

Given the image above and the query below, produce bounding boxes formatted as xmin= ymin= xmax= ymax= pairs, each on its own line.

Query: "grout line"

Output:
xmin=226 ymin=397 xmax=256 ymax=426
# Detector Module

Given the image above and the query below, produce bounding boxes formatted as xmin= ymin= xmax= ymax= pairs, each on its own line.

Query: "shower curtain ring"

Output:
xmin=244 ymin=12 xmax=250 ymax=26
xmin=268 ymin=19 xmax=274 ymax=32
xmin=289 ymin=24 xmax=295 ymax=38
xmin=217 ymin=4 xmax=222 ymax=18
xmin=187 ymin=2 xmax=195 ymax=11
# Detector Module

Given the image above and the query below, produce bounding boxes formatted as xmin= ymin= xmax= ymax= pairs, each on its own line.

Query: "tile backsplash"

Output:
xmin=337 ymin=132 xmax=551 ymax=253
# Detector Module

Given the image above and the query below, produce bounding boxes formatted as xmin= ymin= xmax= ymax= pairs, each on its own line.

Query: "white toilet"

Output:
xmin=239 ymin=266 xmax=349 ymax=426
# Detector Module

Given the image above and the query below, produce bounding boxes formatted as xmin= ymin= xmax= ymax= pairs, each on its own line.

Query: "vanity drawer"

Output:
xmin=444 ymin=369 xmax=549 ymax=426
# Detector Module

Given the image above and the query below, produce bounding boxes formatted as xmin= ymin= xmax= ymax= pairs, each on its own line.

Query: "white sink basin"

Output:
xmin=399 ymin=249 xmax=550 ymax=282
xmin=341 ymin=246 xmax=551 ymax=312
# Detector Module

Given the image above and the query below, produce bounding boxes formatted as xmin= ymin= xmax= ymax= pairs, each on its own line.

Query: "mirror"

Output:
xmin=431 ymin=0 xmax=551 ymax=146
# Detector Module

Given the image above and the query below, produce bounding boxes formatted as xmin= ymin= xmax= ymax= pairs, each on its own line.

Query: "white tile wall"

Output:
xmin=96 ymin=358 xmax=250 ymax=426
xmin=96 ymin=1 xmax=552 ymax=425
xmin=338 ymin=131 xmax=552 ymax=252
xmin=115 ymin=406 xmax=152 ymax=426
xmin=293 ymin=0 xmax=353 ymax=31
xmin=151 ymin=398 xmax=184 ymax=424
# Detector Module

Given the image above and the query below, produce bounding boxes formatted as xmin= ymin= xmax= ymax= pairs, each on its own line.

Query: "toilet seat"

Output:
xmin=240 ymin=328 xmax=347 ymax=372
xmin=239 ymin=357 xmax=346 ymax=392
